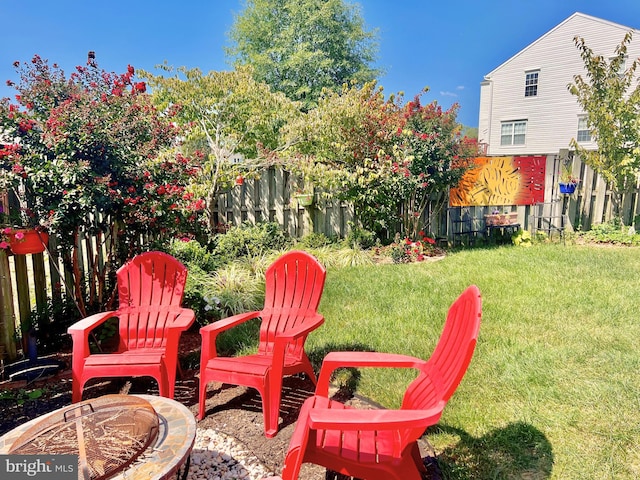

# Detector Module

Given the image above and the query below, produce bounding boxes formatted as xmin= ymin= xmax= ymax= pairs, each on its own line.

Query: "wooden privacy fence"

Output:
xmin=213 ymin=168 xmax=354 ymax=238
xmin=2 ymin=158 xmax=640 ymax=362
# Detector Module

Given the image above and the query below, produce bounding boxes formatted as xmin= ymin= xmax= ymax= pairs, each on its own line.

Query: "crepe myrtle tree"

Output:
xmin=1 ymin=55 xmax=207 ymax=314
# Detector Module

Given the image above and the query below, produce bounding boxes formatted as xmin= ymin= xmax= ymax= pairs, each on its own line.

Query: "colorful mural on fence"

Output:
xmin=450 ymin=156 xmax=546 ymax=206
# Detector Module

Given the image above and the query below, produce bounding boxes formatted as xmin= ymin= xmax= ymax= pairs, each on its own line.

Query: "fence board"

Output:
xmin=32 ymin=253 xmax=47 ymax=312
xmin=0 ymin=250 xmax=17 ymax=360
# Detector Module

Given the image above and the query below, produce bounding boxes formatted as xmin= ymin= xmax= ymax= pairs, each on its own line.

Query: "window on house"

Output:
xmin=525 ymin=70 xmax=539 ymax=97
xmin=501 ymin=120 xmax=527 ymax=146
xmin=610 ymin=56 xmax=627 ymax=76
xmin=577 ymin=116 xmax=591 ymax=142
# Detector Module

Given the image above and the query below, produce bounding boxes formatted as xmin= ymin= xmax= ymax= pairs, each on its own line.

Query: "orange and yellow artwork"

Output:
xmin=450 ymin=156 xmax=545 ymax=206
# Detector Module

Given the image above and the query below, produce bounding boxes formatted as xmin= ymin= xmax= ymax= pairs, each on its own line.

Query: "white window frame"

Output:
xmin=610 ymin=56 xmax=627 ymax=76
xmin=525 ymin=70 xmax=539 ymax=97
xmin=577 ymin=115 xmax=591 ymax=143
xmin=501 ymin=120 xmax=527 ymax=146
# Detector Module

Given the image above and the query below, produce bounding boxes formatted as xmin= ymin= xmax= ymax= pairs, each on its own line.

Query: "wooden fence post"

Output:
xmin=0 ymin=249 xmax=17 ymax=360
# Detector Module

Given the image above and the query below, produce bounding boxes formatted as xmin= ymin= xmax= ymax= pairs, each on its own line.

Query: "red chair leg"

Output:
xmin=198 ymin=375 xmax=208 ymax=420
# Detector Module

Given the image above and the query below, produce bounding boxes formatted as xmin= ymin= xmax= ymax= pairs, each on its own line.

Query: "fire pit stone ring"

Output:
xmin=0 ymin=394 xmax=196 ymax=480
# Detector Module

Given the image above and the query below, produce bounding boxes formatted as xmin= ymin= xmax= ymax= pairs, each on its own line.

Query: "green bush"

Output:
xmin=511 ymin=229 xmax=532 ymax=247
xmin=182 ymin=261 xmax=265 ymax=326
xmin=344 ymin=224 xmax=377 ymax=249
xmin=181 ymin=263 xmax=215 ymax=325
xmin=579 ymin=218 xmax=640 ymax=245
xmin=213 ymin=222 xmax=292 ymax=263
xmin=167 ymin=238 xmax=220 ymax=271
xmin=297 ymin=232 xmax=334 ymax=248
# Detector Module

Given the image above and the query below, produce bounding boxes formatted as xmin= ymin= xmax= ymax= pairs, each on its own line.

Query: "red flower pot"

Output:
xmin=8 ymin=229 xmax=49 ymax=255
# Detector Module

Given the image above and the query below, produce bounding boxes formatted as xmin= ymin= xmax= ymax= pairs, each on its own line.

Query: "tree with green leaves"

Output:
xmin=283 ymin=83 xmax=477 ymax=239
xmin=568 ymin=32 xmax=640 ymax=217
xmin=142 ymin=65 xmax=299 ymax=230
xmin=227 ymin=0 xmax=379 ymax=111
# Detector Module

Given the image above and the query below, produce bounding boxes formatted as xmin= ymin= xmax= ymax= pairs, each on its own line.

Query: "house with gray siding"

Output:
xmin=478 ymin=12 xmax=640 ymax=157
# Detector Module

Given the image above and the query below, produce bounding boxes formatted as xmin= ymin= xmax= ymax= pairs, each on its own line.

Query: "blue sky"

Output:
xmin=1 ymin=1 xmax=640 ymax=127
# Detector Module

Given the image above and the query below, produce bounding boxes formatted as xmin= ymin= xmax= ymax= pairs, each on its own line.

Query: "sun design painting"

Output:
xmin=450 ymin=156 xmax=545 ymax=206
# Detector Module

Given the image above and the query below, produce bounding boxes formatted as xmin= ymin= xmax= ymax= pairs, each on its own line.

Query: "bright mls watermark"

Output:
xmin=0 ymin=455 xmax=77 ymax=479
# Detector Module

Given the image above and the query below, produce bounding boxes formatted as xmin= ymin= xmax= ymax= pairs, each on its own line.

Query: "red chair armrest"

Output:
xmin=315 ymin=351 xmax=427 ymax=396
xmin=275 ymin=313 xmax=324 ymax=342
xmin=67 ymin=311 xmax=118 ymax=360
xmin=199 ymin=311 xmax=261 ymax=360
xmin=167 ymin=307 xmax=196 ymax=331
xmin=67 ymin=311 xmax=118 ymax=335
xmin=200 ymin=311 xmax=260 ymax=334
xmin=307 ymin=406 xmax=444 ymax=431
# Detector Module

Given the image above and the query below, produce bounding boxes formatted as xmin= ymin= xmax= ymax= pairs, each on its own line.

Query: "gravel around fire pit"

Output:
xmin=189 ymin=428 xmax=274 ymax=479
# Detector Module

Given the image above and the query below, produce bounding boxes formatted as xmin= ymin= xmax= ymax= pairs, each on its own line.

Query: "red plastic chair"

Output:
xmin=199 ymin=250 xmax=327 ymax=438
xmin=267 ymin=285 xmax=482 ymax=480
xmin=67 ymin=251 xmax=195 ymax=403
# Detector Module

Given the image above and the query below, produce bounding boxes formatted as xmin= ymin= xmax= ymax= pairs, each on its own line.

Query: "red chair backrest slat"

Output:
xmin=116 ymin=251 xmax=188 ymax=351
xmin=258 ymin=251 xmax=326 ymax=356
xmin=402 ymin=285 xmax=482 ymax=410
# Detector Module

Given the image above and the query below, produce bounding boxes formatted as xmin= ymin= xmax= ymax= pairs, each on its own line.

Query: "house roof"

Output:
xmin=483 ymin=12 xmax=639 ymax=80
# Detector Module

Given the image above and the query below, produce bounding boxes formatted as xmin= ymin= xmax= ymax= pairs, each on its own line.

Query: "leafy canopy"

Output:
xmin=283 ymin=83 xmax=478 ymax=238
xmin=142 ymin=65 xmax=299 ymax=229
xmin=227 ymin=0 xmax=379 ymax=111
xmin=0 ymin=55 xmax=208 ymax=314
xmin=568 ymin=31 xmax=640 ymax=214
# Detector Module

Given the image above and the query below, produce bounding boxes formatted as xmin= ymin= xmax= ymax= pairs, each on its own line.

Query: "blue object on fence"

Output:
xmin=559 ymin=183 xmax=576 ymax=194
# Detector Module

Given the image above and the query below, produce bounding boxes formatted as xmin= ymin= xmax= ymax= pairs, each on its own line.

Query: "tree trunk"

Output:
xmin=71 ymin=229 xmax=88 ymax=318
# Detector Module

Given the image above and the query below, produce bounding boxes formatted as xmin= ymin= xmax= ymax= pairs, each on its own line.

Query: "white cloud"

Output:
xmin=440 ymin=91 xmax=458 ymax=97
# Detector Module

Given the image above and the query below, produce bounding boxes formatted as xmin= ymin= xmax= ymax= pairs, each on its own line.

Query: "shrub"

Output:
xmin=297 ymin=232 xmax=334 ymax=249
xmin=208 ymin=263 xmax=264 ymax=317
xmin=213 ymin=222 xmax=292 ymax=263
xmin=512 ymin=229 xmax=532 ymax=247
xmin=167 ymin=238 xmax=220 ymax=272
xmin=344 ymin=224 xmax=377 ymax=249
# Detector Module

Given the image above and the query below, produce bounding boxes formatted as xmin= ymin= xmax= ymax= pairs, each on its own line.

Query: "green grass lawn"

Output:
xmin=305 ymin=244 xmax=640 ymax=479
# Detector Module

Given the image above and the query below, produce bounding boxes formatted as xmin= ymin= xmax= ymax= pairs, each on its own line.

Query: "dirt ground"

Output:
xmin=0 ymin=329 xmax=441 ymax=479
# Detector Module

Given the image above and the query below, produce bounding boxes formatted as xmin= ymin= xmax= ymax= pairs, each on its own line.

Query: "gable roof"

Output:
xmin=484 ymin=12 xmax=639 ymax=79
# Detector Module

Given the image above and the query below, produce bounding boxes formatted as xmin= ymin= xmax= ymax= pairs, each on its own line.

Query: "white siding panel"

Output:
xmin=478 ymin=81 xmax=492 ymax=145
xmin=481 ymin=13 xmax=640 ymax=156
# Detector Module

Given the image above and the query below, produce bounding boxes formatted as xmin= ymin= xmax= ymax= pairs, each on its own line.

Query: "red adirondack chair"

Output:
xmin=265 ymin=285 xmax=482 ymax=480
xmin=67 ymin=251 xmax=195 ymax=403
xmin=199 ymin=250 xmax=327 ymax=438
